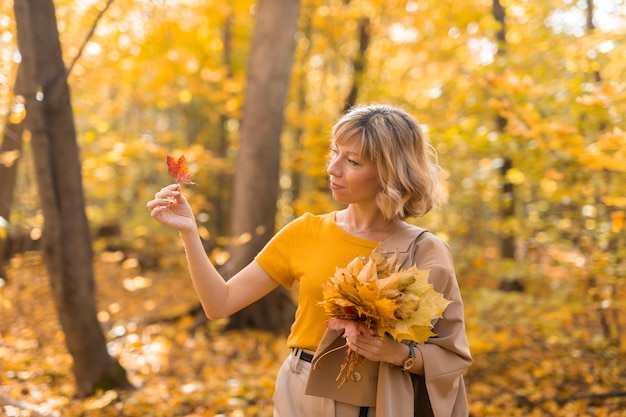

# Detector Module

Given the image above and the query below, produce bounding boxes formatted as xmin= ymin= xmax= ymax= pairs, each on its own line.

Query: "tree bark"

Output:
xmin=492 ymin=0 xmax=516 ymax=261
xmin=0 ymin=97 xmax=24 ymax=278
xmin=225 ymin=0 xmax=301 ymax=331
xmin=0 ymin=0 xmax=31 ymax=277
xmin=13 ymin=0 xmax=132 ymax=397
xmin=0 ymin=121 xmax=23 ymax=217
xmin=343 ymin=15 xmax=371 ymax=112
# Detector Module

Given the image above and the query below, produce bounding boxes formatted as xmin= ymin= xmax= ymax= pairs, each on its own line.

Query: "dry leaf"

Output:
xmin=167 ymin=154 xmax=195 ymax=184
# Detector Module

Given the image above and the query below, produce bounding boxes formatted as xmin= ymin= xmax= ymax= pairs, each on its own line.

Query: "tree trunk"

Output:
xmin=492 ymin=0 xmax=516 ymax=261
xmin=212 ymin=12 xmax=235 ymax=239
xmin=343 ymin=15 xmax=371 ymax=112
xmin=0 ymin=0 xmax=31 ymax=277
xmin=499 ymin=157 xmax=516 ymax=259
xmin=225 ymin=0 xmax=301 ymax=332
xmin=582 ymin=0 xmax=618 ymax=344
xmin=0 ymin=100 xmax=24 ymax=278
xmin=14 ymin=0 xmax=132 ymax=397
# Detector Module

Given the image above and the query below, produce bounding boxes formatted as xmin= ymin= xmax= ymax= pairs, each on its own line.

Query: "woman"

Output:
xmin=146 ymin=104 xmax=472 ymax=417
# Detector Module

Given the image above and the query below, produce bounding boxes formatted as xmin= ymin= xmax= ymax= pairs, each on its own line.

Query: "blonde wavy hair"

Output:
xmin=331 ymin=104 xmax=444 ymax=220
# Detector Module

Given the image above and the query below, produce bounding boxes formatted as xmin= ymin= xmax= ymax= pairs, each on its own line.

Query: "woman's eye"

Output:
xmin=329 ymin=147 xmax=360 ymax=166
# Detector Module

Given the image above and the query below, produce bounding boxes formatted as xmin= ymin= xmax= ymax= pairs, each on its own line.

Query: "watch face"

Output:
xmin=403 ymin=357 xmax=415 ymax=370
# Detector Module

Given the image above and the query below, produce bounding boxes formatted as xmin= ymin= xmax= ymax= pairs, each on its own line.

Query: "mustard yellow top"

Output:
xmin=255 ymin=212 xmax=379 ymax=351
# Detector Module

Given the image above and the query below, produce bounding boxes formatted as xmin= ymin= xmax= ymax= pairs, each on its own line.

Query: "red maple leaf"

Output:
xmin=166 ymin=154 xmax=195 ymax=184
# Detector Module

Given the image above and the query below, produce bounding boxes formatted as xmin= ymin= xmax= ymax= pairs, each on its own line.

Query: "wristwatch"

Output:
xmin=402 ymin=344 xmax=415 ymax=371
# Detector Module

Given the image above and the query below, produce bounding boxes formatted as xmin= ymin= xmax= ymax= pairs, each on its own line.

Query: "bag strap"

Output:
xmin=381 ymin=222 xmax=429 ymax=269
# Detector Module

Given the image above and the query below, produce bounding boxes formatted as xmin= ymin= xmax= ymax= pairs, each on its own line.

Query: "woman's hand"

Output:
xmin=327 ymin=318 xmax=411 ymax=367
xmin=146 ymin=184 xmax=197 ymax=233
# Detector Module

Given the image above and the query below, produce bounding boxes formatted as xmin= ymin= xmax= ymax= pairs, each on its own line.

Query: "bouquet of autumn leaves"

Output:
xmin=318 ymin=246 xmax=451 ymax=387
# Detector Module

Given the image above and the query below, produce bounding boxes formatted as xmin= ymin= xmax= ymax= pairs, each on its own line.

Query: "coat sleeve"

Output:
xmin=412 ymin=235 xmax=472 ymax=417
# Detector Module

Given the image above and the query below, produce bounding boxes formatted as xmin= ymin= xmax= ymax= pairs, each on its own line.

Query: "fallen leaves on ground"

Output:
xmin=0 ymin=252 xmax=286 ymax=417
xmin=1 ymin=251 xmax=625 ymax=416
xmin=464 ymin=288 xmax=626 ymax=417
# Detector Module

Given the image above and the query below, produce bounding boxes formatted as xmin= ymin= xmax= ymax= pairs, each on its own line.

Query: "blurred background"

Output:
xmin=1 ymin=0 xmax=625 ymax=416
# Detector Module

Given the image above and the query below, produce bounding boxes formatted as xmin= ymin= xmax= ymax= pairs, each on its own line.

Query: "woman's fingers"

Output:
xmin=146 ymin=184 xmax=185 ymax=214
xmin=155 ymin=187 xmax=180 ymax=200
xmin=150 ymin=185 xmax=182 ymax=204
xmin=146 ymin=197 xmax=171 ymax=211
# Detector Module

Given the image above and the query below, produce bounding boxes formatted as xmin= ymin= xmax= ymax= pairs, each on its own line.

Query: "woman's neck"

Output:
xmin=340 ymin=208 xmax=399 ymax=236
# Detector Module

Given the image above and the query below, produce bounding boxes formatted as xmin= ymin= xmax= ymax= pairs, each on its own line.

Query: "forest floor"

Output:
xmin=1 ymin=251 xmax=625 ymax=417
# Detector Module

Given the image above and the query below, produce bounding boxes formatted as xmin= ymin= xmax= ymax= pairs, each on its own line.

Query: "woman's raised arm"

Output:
xmin=147 ymin=184 xmax=279 ymax=319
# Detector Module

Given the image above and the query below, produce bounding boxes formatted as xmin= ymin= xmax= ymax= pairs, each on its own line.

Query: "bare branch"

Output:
xmin=66 ymin=0 xmax=115 ymax=77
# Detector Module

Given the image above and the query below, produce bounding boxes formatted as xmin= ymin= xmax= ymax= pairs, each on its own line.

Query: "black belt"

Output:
xmin=296 ymin=350 xmax=313 ymax=363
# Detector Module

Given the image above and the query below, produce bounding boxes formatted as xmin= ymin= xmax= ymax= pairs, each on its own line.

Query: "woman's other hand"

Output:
xmin=146 ymin=184 xmax=196 ymax=233
xmin=327 ymin=317 xmax=413 ymax=368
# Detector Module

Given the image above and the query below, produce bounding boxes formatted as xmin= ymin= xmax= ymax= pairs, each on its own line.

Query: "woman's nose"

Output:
xmin=327 ymin=157 xmax=340 ymax=177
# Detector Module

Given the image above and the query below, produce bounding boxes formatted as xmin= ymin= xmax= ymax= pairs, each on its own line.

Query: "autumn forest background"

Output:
xmin=1 ymin=0 xmax=625 ymax=416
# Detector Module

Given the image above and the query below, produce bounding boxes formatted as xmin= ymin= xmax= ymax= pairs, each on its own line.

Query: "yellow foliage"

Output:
xmin=320 ymin=246 xmax=450 ymax=343
xmin=0 ymin=150 xmax=20 ymax=168
xmin=8 ymin=100 xmax=26 ymax=124
xmin=0 ymin=216 xmax=7 ymax=240
xmin=610 ymin=211 xmax=625 ymax=233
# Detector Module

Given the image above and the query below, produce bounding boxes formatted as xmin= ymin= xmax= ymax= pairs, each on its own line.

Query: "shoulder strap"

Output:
xmin=382 ymin=222 xmax=428 ymax=269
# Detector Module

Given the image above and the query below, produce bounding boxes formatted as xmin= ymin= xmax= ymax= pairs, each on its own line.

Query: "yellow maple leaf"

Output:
xmin=390 ymin=325 xmax=437 ymax=344
xmin=402 ymin=266 xmax=432 ymax=293
xmin=345 ymin=256 xmax=366 ymax=277
xmin=356 ymin=258 xmax=378 ymax=283
xmin=376 ymin=274 xmax=403 ymax=299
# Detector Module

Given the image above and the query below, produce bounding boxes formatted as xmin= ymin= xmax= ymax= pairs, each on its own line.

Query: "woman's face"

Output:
xmin=327 ymin=137 xmax=380 ymax=205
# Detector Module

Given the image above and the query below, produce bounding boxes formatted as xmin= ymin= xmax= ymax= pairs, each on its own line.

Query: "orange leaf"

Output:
xmin=166 ymin=154 xmax=195 ymax=184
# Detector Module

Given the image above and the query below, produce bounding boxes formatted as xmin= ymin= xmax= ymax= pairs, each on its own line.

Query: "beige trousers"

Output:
xmin=273 ymin=350 xmax=374 ymax=417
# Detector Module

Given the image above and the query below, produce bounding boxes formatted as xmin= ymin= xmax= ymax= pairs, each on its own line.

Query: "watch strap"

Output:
xmin=402 ymin=344 xmax=416 ymax=371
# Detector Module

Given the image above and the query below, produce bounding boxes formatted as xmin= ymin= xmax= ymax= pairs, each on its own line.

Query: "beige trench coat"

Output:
xmin=306 ymin=224 xmax=472 ymax=417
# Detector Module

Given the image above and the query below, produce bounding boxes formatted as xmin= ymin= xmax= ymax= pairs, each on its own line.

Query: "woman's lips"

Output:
xmin=330 ymin=181 xmax=343 ymax=190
